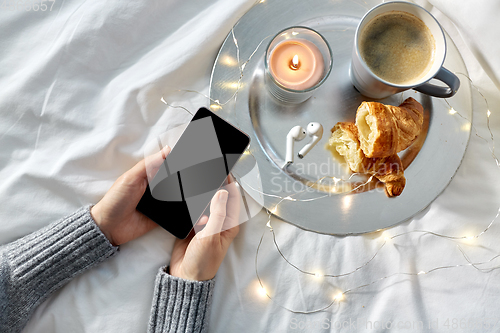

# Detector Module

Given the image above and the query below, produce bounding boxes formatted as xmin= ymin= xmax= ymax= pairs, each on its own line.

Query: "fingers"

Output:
xmin=220 ymin=181 xmax=241 ymax=232
xmin=195 ymin=181 xmax=242 ymax=237
xmin=193 ymin=215 xmax=208 ymax=233
xmin=128 ymin=145 xmax=171 ymax=183
xmin=197 ymin=215 xmax=209 ymax=226
xmin=145 ymin=145 xmax=171 ymax=180
xmin=198 ymin=190 xmax=228 ymax=238
xmin=135 ymin=211 xmax=160 ymax=235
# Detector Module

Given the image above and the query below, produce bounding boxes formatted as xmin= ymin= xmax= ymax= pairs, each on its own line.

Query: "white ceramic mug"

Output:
xmin=350 ymin=1 xmax=460 ymax=99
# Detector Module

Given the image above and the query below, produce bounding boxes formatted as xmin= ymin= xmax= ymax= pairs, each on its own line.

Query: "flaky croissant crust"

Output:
xmin=356 ymin=97 xmax=424 ymax=158
xmin=329 ymin=122 xmax=406 ymax=197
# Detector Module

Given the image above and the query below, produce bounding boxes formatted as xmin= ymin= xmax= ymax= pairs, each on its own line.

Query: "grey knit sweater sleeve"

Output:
xmin=0 ymin=205 xmax=215 ymax=333
xmin=148 ymin=268 xmax=215 ymax=333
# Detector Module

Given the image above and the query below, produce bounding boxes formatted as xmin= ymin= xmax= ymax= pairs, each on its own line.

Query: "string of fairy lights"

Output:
xmin=158 ymin=0 xmax=500 ymax=315
xmin=250 ymin=71 xmax=500 ymax=313
xmin=248 ymin=79 xmax=500 ymax=313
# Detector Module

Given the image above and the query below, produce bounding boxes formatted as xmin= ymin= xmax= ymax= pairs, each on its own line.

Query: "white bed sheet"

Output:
xmin=1 ymin=0 xmax=499 ymax=332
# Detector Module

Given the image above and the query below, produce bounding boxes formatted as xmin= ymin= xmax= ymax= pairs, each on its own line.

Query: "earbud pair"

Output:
xmin=284 ymin=122 xmax=324 ymax=168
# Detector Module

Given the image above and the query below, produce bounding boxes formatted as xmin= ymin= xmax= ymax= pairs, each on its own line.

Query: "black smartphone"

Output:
xmin=137 ymin=107 xmax=251 ymax=239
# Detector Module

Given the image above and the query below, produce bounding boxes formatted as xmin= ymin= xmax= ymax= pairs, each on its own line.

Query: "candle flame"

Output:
xmin=290 ymin=55 xmax=300 ymax=70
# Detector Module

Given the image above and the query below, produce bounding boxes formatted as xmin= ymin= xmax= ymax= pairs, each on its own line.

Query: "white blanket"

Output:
xmin=1 ymin=0 xmax=499 ymax=332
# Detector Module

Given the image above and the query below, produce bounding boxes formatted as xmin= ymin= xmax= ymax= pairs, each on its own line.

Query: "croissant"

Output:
xmin=356 ymin=97 xmax=424 ymax=158
xmin=364 ymin=153 xmax=406 ymax=197
xmin=328 ymin=122 xmax=366 ymax=173
xmin=328 ymin=122 xmax=406 ymax=197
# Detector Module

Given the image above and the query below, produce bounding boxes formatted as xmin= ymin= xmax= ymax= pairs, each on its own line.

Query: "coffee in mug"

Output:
xmin=350 ymin=1 xmax=460 ymax=99
xmin=359 ymin=11 xmax=435 ymax=85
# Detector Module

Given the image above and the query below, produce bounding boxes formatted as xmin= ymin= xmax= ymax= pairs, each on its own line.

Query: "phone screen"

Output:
xmin=136 ymin=107 xmax=250 ymax=239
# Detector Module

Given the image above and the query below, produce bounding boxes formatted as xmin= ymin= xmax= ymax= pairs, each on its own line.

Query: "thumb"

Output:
xmin=197 ymin=190 xmax=229 ymax=238
xmin=128 ymin=145 xmax=171 ymax=182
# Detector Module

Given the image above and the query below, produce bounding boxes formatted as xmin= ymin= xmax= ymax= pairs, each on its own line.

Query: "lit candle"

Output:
xmin=265 ymin=27 xmax=332 ymax=103
xmin=268 ymin=39 xmax=325 ymax=91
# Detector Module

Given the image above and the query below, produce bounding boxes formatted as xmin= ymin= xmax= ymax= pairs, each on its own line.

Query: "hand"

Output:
xmin=169 ymin=179 xmax=241 ymax=281
xmin=90 ymin=146 xmax=171 ymax=246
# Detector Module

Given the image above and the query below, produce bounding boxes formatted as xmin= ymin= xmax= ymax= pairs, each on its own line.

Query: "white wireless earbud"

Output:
xmin=298 ymin=122 xmax=323 ymax=159
xmin=283 ymin=125 xmax=307 ymax=168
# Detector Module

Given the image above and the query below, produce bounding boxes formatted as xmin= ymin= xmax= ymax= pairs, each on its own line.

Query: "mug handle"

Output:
xmin=413 ymin=67 xmax=460 ymax=98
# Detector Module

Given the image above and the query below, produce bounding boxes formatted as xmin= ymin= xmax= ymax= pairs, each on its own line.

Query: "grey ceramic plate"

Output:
xmin=209 ymin=0 xmax=472 ymax=235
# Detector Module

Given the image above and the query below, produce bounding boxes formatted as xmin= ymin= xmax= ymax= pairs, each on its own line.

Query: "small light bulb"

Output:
xmin=487 ymin=110 xmax=491 ymax=117
xmin=417 ymin=271 xmax=426 ymax=275
xmin=314 ymin=272 xmax=323 ymax=278
xmin=258 ymin=286 xmax=267 ymax=296
xmin=449 ymin=108 xmax=457 ymax=115
xmin=334 ymin=292 xmax=344 ymax=301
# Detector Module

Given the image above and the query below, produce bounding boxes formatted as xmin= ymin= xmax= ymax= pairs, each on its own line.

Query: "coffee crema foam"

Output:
xmin=359 ymin=11 xmax=435 ymax=85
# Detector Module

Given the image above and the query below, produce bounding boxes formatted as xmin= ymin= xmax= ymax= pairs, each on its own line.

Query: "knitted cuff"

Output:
xmin=4 ymin=205 xmax=118 ymax=331
xmin=148 ymin=268 xmax=215 ymax=333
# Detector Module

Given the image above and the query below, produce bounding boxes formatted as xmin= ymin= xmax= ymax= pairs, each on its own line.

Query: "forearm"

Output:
xmin=148 ymin=267 xmax=215 ymax=333
xmin=0 ymin=205 xmax=118 ymax=333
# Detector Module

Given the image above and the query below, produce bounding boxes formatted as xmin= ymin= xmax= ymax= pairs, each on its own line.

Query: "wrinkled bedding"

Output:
xmin=1 ymin=0 xmax=499 ymax=332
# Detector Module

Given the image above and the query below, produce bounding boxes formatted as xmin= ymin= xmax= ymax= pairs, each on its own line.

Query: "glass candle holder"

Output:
xmin=265 ymin=26 xmax=333 ymax=104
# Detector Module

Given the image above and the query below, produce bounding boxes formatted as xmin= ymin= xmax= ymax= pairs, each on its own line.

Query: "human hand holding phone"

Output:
xmin=169 ymin=178 xmax=241 ymax=281
xmin=136 ymin=107 xmax=250 ymax=239
xmin=91 ymin=144 xmax=240 ymax=281
xmin=90 ymin=145 xmax=171 ymax=246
